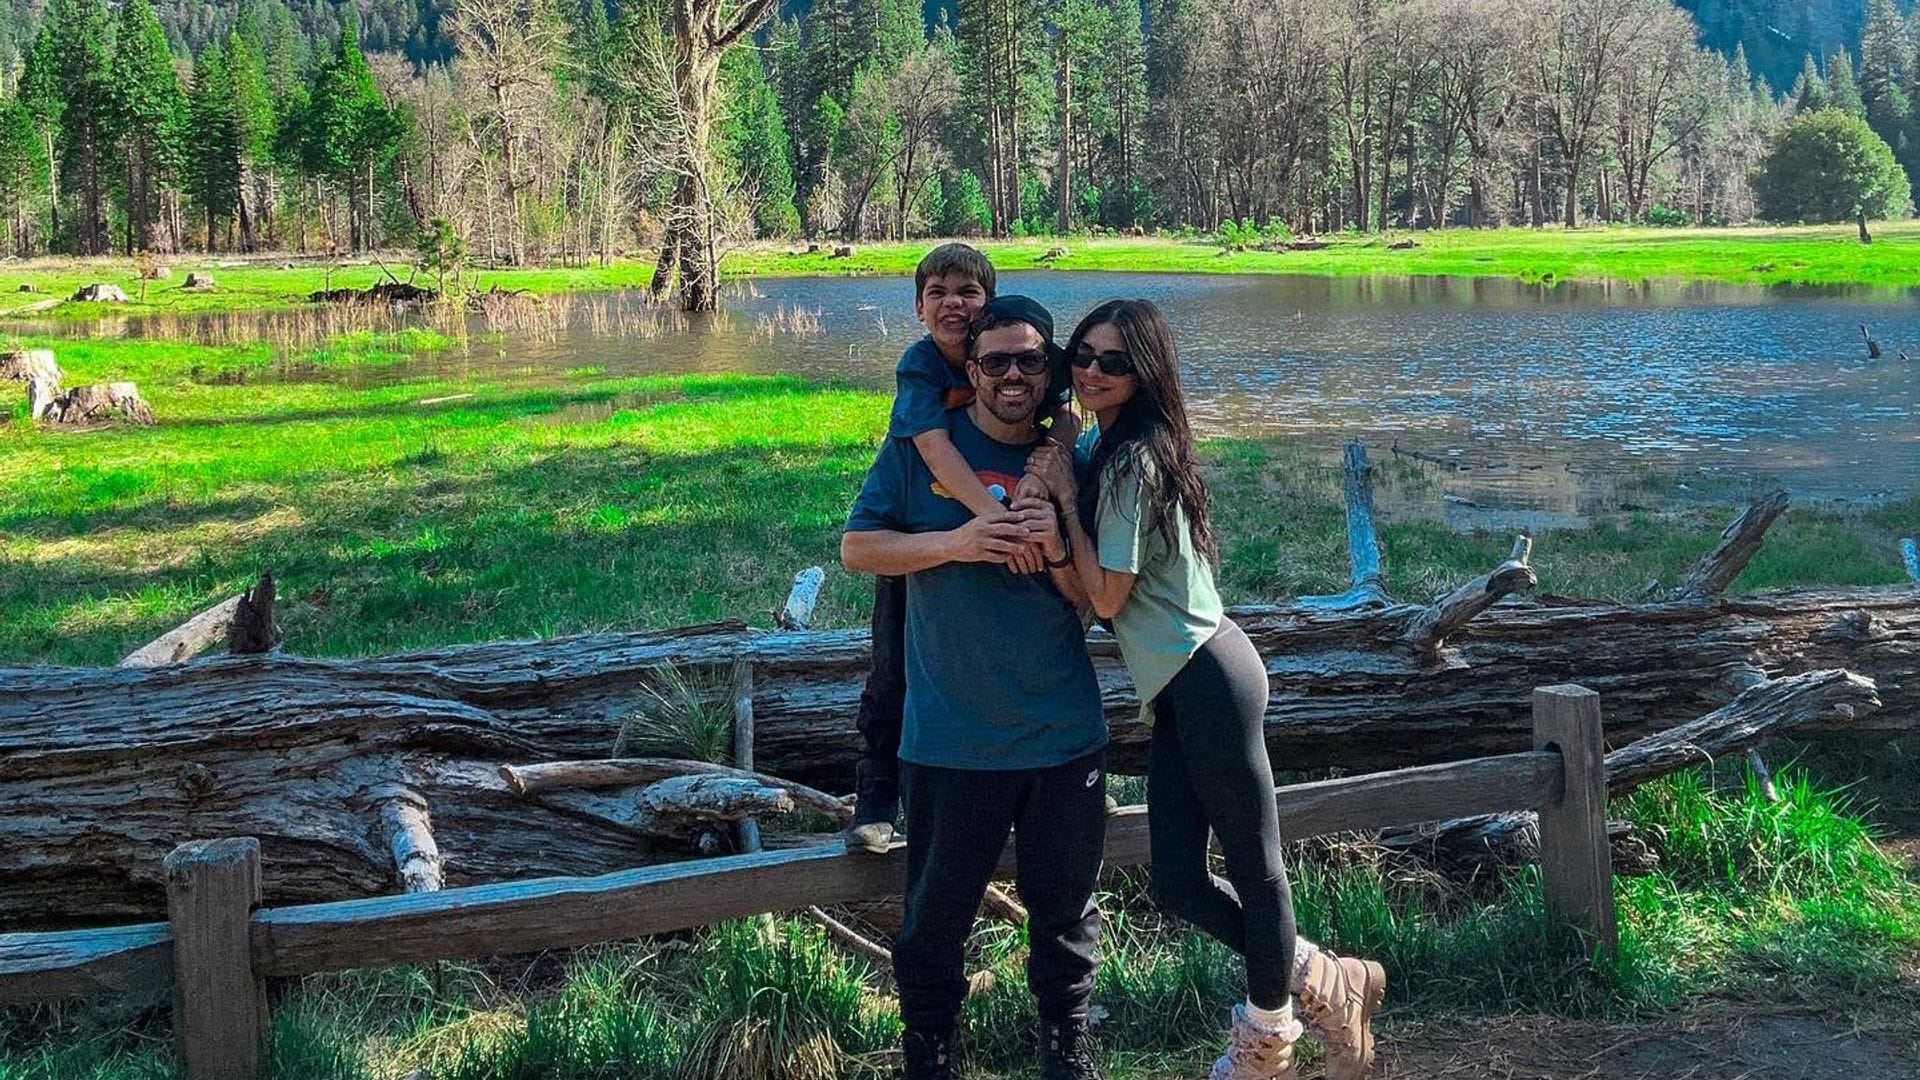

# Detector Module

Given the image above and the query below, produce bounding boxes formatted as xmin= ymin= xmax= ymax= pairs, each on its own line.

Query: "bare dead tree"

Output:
xmin=447 ymin=0 xmax=572 ymax=266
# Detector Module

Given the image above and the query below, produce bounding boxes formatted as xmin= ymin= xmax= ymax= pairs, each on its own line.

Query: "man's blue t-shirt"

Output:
xmin=887 ymin=335 xmax=1074 ymax=441
xmin=846 ymin=408 xmax=1107 ymax=770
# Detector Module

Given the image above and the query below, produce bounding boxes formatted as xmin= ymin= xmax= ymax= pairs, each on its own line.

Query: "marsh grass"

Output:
xmin=612 ymin=665 xmax=734 ymax=762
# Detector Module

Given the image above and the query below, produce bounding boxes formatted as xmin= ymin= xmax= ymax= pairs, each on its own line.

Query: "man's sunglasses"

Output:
xmin=1071 ymin=349 xmax=1136 ymax=377
xmin=974 ymin=349 xmax=1051 ymax=377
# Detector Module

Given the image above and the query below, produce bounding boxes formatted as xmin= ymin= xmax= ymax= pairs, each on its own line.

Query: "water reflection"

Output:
xmin=26 ymin=271 xmax=1920 ymax=510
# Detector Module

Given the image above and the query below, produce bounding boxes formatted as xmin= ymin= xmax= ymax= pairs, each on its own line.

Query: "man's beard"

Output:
xmin=979 ymin=378 xmax=1042 ymax=426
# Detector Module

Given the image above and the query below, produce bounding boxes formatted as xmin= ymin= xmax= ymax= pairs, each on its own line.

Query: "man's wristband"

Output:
xmin=1045 ymin=548 xmax=1073 ymax=569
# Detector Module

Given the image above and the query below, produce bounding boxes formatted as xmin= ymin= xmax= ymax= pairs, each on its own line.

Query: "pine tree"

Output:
xmin=1828 ymin=50 xmax=1866 ymax=117
xmin=226 ymin=28 xmax=277 ymax=248
xmin=1858 ymin=0 xmax=1913 ymax=157
xmin=721 ymin=46 xmax=800 ymax=237
xmin=307 ymin=23 xmax=401 ymax=250
xmin=18 ymin=24 xmax=62 ymax=247
xmin=112 ymin=0 xmax=190 ymax=252
xmin=1791 ymin=54 xmax=1830 ymax=115
xmin=0 ymin=100 xmax=51 ymax=255
xmin=187 ymin=41 xmax=242 ymax=249
xmin=49 ymin=0 xmax=115 ymax=253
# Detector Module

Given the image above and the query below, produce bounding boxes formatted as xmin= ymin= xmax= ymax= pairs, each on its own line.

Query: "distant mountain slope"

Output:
xmin=1678 ymin=0 xmax=1914 ymax=92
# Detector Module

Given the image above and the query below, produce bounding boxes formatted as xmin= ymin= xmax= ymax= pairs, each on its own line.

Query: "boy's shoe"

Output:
xmin=1292 ymin=946 xmax=1386 ymax=1080
xmin=1039 ymin=1016 xmax=1102 ymax=1080
xmin=1209 ymin=1002 xmax=1302 ymax=1080
xmin=903 ymin=1027 xmax=955 ymax=1079
xmin=844 ymin=759 xmax=898 ymax=853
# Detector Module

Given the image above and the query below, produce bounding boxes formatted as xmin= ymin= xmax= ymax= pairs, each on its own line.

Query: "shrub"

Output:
xmin=1754 ymin=108 xmax=1913 ymax=224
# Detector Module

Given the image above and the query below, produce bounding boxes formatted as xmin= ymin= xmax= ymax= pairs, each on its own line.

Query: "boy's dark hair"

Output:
xmin=914 ymin=243 xmax=996 ymax=301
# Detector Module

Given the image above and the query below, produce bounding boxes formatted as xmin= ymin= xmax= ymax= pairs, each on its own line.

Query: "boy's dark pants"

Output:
xmin=851 ymin=574 xmax=908 ymax=821
xmin=893 ymin=749 xmax=1108 ymax=1034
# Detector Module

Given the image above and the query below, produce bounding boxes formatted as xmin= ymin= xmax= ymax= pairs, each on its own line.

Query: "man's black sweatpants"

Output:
xmin=893 ymin=748 xmax=1108 ymax=1034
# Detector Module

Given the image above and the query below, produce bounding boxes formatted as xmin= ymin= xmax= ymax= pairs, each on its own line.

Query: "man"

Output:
xmin=842 ymin=296 xmax=1108 ymax=1080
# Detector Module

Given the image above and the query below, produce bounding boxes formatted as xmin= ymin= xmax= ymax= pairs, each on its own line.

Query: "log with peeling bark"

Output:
xmin=4 ymin=481 xmax=1916 ymax=926
xmin=1379 ymin=669 xmax=1883 ymax=875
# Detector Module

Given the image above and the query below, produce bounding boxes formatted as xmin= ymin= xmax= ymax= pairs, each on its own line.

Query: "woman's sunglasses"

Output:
xmin=1071 ymin=349 xmax=1136 ymax=377
xmin=974 ymin=349 xmax=1051 ymax=377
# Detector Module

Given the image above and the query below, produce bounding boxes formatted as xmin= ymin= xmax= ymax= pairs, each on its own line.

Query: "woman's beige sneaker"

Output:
xmin=1208 ymin=1002 xmax=1304 ymax=1080
xmin=1291 ymin=945 xmax=1386 ymax=1080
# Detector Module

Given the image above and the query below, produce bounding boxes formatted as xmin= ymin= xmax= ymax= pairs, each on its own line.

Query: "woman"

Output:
xmin=1025 ymin=300 xmax=1385 ymax=1080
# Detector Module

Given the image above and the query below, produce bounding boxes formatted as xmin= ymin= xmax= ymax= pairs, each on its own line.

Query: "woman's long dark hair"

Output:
xmin=1069 ymin=299 xmax=1218 ymax=567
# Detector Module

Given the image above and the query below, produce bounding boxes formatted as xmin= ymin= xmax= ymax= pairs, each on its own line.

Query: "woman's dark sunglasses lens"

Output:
xmin=1073 ymin=350 xmax=1135 ymax=376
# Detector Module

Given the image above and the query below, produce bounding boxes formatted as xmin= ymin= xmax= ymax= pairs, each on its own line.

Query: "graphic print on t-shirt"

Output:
xmin=931 ymin=470 xmax=1022 ymax=504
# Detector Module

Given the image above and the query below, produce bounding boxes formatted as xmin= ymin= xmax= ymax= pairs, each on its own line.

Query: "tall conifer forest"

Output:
xmin=0 ymin=0 xmax=1912 ymax=262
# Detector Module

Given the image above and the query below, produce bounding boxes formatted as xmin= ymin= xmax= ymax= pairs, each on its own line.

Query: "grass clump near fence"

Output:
xmin=2 ymin=765 xmax=1913 ymax=1078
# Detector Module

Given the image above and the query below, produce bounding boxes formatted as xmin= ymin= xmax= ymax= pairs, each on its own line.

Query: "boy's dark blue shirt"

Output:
xmin=887 ymin=334 xmax=1072 ymax=441
xmin=846 ymin=408 xmax=1107 ymax=770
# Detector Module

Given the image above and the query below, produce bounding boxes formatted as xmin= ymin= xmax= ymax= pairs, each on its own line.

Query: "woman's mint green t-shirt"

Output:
xmin=1093 ymin=446 xmax=1224 ymax=711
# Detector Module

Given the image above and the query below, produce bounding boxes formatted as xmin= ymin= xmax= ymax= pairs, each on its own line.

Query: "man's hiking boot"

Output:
xmin=1208 ymin=1002 xmax=1302 ymax=1080
xmin=903 ymin=1027 xmax=955 ymax=1079
xmin=1291 ymin=944 xmax=1386 ymax=1080
xmin=844 ymin=759 xmax=898 ymax=853
xmin=1040 ymin=1016 xmax=1102 ymax=1080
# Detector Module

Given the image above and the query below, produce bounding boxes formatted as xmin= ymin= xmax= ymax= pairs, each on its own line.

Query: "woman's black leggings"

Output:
xmin=1147 ymin=617 xmax=1297 ymax=1008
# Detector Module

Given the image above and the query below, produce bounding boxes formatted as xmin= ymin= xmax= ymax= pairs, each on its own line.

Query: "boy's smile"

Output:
xmin=916 ymin=272 xmax=990 ymax=359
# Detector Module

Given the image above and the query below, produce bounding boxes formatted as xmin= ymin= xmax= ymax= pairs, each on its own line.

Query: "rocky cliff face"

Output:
xmin=1678 ymin=0 xmax=1894 ymax=92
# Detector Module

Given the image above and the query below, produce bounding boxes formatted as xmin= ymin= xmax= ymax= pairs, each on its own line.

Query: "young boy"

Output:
xmin=844 ymin=243 xmax=1079 ymax=852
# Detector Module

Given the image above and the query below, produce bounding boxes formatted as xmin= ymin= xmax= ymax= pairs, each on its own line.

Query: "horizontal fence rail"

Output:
xmin=1 ymin=686 xmax=1614 ymax=1080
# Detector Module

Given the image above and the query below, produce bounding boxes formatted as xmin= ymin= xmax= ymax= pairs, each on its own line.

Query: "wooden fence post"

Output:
xmin=164 ymin=838 xmax=267 ymax=1080
xmin=1532 ymin=685 xmax=1618 ymax=958
xmin=732 ymin=659 xmax=761 ymax=854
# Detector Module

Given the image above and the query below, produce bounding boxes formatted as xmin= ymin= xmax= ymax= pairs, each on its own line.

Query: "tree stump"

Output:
xmin=34 ymin=381 xmax=155 ymax=426
xmin=0 ymin=349 xmax=60 ymax=385
xmin=184 ymin=273 xmax=215 ymax=291
xmin=71 ymin=283 xmax=129 ymax=303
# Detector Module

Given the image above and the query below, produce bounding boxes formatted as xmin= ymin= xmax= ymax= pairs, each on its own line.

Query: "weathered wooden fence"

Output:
xmin=1 ymin=685 xmax=1615 ymax=1080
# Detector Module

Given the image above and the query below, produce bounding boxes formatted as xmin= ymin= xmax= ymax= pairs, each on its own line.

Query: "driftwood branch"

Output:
xmin=1383 ymin=669 xmax=1881 ymax=874
xmin=635 ymin=774 xmax=793 ymax=839
xmin=1903 ymin=538 xmax=1918 ymax=587
xmin=119 ymin=596 xmax=242 ymax=668
xmin=777 ymin=567 xmax=826 ymax=630
xmin=500 ymin=759 xmax=853 ymax=823
xmin=1671 ymin=490 xmax=1789 ymax=600
xmin=805 ymin=906 xmax=892 ymax=966
xmin=981 ymin=884 xmax=1028 ymax=926
xmin=1298 ymin=442 xmax=1390 ymax=611
xmin=375 ymin=791 xmax=444 ymax=894
xmin=1403 ymin=536 xmax=1536 ymax=653
xmin=227 ymin=573 xmax=281 ymax=655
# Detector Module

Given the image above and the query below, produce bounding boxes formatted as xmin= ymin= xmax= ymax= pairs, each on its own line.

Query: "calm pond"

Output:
xmin=67 ymin=271 xmax=1920 ymax=518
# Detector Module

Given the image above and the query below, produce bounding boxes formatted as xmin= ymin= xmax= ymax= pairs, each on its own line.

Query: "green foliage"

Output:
xmin=1825 ymin=50 xmax=1866 ymax=118
xmin=721 ymin=49 xmax=801 ymax=238
xmin=1792 ymin=53 xmax=1832 ymax=114
xmin=1755 ymin=108 xmax=1913 ymax=223
xmin=1645 ymin=203 xmax=1691 ymax=226
xmin=188 ymin=42 xmax=243 ymax=246
xmin=612 ymin=664 xmax=733 ymax=762
xmin=416 ymin=216 xmax=468 ymax=292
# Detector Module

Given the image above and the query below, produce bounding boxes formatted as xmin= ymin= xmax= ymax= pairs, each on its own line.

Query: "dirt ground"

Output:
xmin=1371 ymin=997 xmax=1920 ymax=1079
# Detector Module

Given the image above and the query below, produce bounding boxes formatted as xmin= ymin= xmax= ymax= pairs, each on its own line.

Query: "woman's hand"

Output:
xmin=1025 ymin=443 xmax=1078 ymax=512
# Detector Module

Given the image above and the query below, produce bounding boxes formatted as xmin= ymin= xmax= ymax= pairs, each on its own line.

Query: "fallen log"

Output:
xmin=1380 ymin=669 xmax=1882 ymax=875
xmin=5 ymin=473 xmax=1916 ymax=926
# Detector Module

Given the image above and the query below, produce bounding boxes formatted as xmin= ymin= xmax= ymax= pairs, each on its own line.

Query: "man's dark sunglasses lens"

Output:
xmin=977 ymin=350 xmax=1051 ymax=376
xmin=1072 ymin=349 xmax=1136 ymax=377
